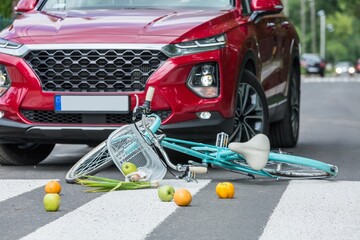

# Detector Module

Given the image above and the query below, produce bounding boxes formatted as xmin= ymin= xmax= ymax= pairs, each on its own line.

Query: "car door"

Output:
xmin=248 ymin=2 xmax=280 ymax=116
xmin=273 ymin=15 xmax=292 ymax=102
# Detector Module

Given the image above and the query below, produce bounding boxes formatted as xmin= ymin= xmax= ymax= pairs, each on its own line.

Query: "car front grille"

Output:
xmin=23 ymin=49 xmax=168 ymax=92
xmin=21 ymin=110 xmax=172 ymax=124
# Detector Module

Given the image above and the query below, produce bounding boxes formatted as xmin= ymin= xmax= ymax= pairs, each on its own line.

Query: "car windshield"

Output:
xmin=335 ymin=62 xmax=351 ymax=67
xmin=302 ymin=54 xmax=321 ymax=62
xmin=40 ymin=0 xmax=234 ymax=11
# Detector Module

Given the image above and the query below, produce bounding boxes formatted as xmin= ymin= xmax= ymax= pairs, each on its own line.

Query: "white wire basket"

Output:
xmin=106 ymin=124 xmax=167 ymax=181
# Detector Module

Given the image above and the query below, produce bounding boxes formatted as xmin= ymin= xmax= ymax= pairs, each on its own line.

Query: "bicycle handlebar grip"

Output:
xmin=145 ymin=86 xmax=155 ymax=102
xmin=189 ymin=166 xmax=208 ymax=174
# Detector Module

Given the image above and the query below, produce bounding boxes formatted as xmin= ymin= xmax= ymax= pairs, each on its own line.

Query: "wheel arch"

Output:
xmin=229 ymin=49 xmax=259 ymax=117
xmin=238 ymin=50 xmax=258 ymax=79
xmin=289 ymin=39 xmax=301 ymax=89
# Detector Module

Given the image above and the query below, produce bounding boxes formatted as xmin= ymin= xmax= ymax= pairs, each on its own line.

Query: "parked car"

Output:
xmin=356 ymin=59 xmax=360 ymax=73
xmin=0 ymin=0 xmax=301 ymax=165
xmin=300 ymin=53 xmax=326 ymax=77
xmin=335 ymin=61 xmax=355 ymax=76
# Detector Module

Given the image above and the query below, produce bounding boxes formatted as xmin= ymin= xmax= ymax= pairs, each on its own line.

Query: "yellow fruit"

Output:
xmin=45 ymin=180 xmax=62 ymax=194
xmin=173 ymin=188 xmax=192 ymax=206
xmin=216 ymin=182 xmax=235 ymax=199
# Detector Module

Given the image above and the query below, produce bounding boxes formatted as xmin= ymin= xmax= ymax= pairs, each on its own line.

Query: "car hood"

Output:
xmin=2 ymin=9 xmax=236 ymax=44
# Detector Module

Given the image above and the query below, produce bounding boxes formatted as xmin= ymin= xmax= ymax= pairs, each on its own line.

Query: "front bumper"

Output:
xmin=0 ymin=112 xmax=234 ymax=144
xmin=160 ymin=112 xmax=233 ymax=142
xmin=0 ymin=118 xmax=117 ymax=144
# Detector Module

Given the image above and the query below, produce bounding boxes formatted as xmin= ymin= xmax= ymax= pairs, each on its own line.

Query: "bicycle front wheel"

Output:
xmin=65 ymin=115 xmax=161 ymax=183
xmin=263 ymin=152 xmax=338 ymax=179
xmin=65 ymin=141 xmax=111 ymax=183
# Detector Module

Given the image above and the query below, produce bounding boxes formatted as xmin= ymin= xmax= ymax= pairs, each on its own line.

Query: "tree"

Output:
xmin=0 ymin=0 xmax=13 ymax=18
xmin=289 ymin=0 xmax=359 ymax=63
xmin=341 ymin=0 xmax=360 ymax=20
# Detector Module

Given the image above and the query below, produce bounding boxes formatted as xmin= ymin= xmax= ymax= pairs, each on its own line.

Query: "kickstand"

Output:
xmin=177 ymin=170 xmax=198 ymax=183
xmin=248 ymin=174 xmax=255 ymax=179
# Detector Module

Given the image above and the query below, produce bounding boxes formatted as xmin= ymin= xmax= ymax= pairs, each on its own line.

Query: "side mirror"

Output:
xmin=14 ymin=0 xmax=39 ymax=13
xmin=250 ymin=0 xmax=283 ymax=13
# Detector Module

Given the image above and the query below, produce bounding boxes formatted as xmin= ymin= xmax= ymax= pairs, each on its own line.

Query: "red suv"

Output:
xmin=0 ymin=0 xmax=300 ymax=165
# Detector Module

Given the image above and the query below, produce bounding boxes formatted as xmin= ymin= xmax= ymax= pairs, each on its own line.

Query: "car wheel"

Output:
xmin=0 ymin=143 xmax=55 ymax=165
xmin=269 ymin=65 xmax=300 ymax=147
xmin=230 ymin=70 xmax=269 ymax=142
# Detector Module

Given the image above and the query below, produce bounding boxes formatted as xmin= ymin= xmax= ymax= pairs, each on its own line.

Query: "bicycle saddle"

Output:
xmin=228 ymin=134 xmax=270 ymax=170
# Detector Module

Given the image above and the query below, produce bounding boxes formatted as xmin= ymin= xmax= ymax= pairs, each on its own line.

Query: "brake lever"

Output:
xmin=132 ymin=94 xmax=140 ymax=121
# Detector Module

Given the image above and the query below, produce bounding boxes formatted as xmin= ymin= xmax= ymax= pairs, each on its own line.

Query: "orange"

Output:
xmin=45 ymin=180 xmax=62 ymax=194
xmin=216 ymin=182 xmax=235 ymax=199
xmin=173 ymin=188 xmax=192 ymax=206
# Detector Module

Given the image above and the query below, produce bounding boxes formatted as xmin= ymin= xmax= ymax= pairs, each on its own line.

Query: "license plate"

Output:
xmin=54 ymin=95 xmax=129 ymax=113
xmin=308 ymin=67 xmax=318 ymax=72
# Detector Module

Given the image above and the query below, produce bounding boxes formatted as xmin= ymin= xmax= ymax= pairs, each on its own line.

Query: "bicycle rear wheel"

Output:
xmin=65 ymin=115 xmax=160 ymax=183
xmin=263 ymin=152 xmax=338 ymax=179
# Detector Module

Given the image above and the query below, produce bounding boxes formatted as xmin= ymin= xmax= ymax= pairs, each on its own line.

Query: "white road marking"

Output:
xmin=21 ymin=179 xmax=211 ymax=240
xmin=0 ymin=179 xmax=51 ymax=203
xmin=260 ymin=180 xmax=360 ymax=240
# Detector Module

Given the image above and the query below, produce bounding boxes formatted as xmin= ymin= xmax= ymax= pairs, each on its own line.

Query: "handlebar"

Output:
xmin=143 ymin=86 xmax=155 ymax=111
xmin=133 ymin=86 xmax=208 ymax=181
xmin=132 ymin=86 xmax=155 ymax=121
xmin=145 ymin=86 xmax=155 ymax=102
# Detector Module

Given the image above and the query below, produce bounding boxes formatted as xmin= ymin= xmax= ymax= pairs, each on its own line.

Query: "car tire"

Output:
xmin=269 ymin=65 xmax=300 ymax=148
xmin=230 ymin=69 xmax=269 ymax=142
xmin=0 ymin=143 xmax=55 ymax=165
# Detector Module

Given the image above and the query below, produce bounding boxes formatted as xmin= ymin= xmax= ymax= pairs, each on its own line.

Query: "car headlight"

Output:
xmin=349 ymin=67 xmax=355 ymax=74
xmin=0 ymin=65 xmax=11 ymax=96
xmin=187 ymin=62 xmax=219 ymax=98
xmin=162 ymin=34 xmax=226 ymax=57
xmin=0 ymin=38 xmax=22 ymax=50
xmin=0 ymin=38 xmax=23 ymax=56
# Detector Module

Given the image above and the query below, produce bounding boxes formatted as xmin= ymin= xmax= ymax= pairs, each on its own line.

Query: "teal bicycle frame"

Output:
xmin=145 ymin=114 xmax=338 ymax=179
xmin=65 ymin=101 xmax=338 ymax=184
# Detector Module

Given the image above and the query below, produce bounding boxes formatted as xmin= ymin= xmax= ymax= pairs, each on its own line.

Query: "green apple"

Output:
xmin=158 ymin=185 xmax=175 ymax=202
xmin=43 ymin=193 xmax=61 ymax=212
xmin=121 ymin=162 xmax=138 ymax=175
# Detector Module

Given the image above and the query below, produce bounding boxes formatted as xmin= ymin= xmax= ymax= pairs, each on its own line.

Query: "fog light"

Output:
xmin=0 ymin=111 xmax=4 ymax=118
xmin=198 ymin=112 xmax=211 ymax=119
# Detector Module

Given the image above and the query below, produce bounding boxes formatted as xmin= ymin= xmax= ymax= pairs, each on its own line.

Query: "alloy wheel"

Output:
xmin=231 ymin=82 xmax=266 ymax=142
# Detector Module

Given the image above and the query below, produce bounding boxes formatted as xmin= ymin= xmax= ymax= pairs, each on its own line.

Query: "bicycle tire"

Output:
xmin=262 ymin=152 xmax=338 ymax=179
xmin=65 ymin=115 xmax=160 ymax=183
xmin=65 ymin=141 xmax=111 ymax=183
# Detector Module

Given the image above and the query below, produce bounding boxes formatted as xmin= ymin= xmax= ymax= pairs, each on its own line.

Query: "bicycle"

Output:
xmin=65 ymin=87 xmax=338 ymax=183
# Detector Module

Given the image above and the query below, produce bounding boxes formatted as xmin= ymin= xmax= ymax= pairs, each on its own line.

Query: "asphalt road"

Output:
xmin=1 ymin=75 xmax=360 ymax=240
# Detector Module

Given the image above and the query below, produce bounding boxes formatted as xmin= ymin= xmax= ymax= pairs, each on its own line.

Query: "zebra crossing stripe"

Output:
xmin=259 ymin=180 xmax=360 ymax=240
xmin=0 ymin=179 xmax=51 ymax=203
xmin=21 ymin=179 xmax=211 ymax=240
